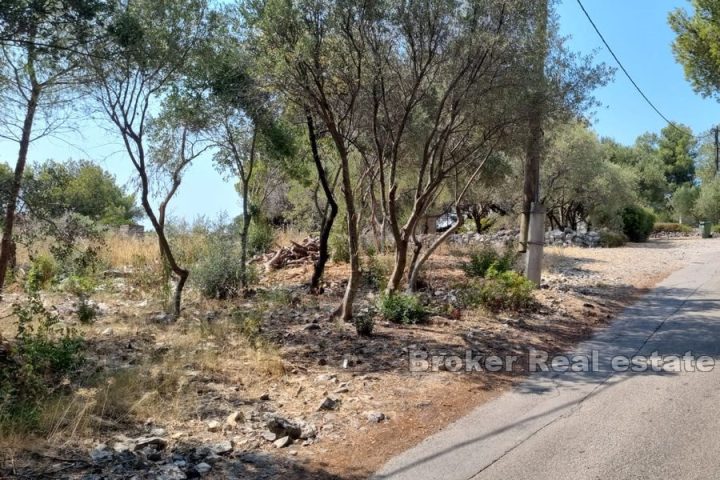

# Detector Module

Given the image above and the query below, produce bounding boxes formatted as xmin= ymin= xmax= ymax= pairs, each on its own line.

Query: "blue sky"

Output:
xmin=557 ymin=0 xmax=718 ymax=142
xmin=0 ymin=0 xmax=716 ymax=223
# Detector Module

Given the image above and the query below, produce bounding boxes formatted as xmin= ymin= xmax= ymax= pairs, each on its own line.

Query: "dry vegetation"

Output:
xmin=0 ymin=234 xmax=714 ymax=479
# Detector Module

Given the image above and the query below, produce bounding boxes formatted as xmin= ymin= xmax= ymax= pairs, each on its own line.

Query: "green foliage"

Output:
xmin=377 ymin=293 xmax=427 ymax=325
xmin=1 ymin=294 xmax=84 ymax=430
xmin=25 ymin=254 xmax=56 ymax=292
xmin=598 ymin=230 xmax=628 ymax=248
xmin=462 ymin=245 xmax=516 ymax=278
xmin=248 ymin=219 xmax=275 ymax=255
xmin=695 ymin=177 xmax=720 ymax=224
xmin=65 ymin=275 xmax=98 ymax=324
xmin=652 ymin=223 xmax=693 ymax=234
xmin=194 ymin=239 xmax=250 ymax=299
xmin=670 ymin=1 xmax=720 ymax=101
xmin=363 ymin=253 xmax=389 ymax=290
xmin=24 ymin=160 xmax=140 ymax=226
xmin=45 ymin=213 xmax=105 ymax=278
xmin=670 ymin=184 xmax=700 ymax=224
xmin=478 ymin=267 xmax=535 ymax=311
xmin=354 ymin=313 xmax=375 ymax=336
xmin=330 ymin=228 xmax=350 ymax=263
xmin=621 ymin=206 xmax=656 ymax=242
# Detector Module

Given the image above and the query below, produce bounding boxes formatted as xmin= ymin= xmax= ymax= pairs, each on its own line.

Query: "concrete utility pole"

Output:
xmin=519 ymin=0 xmax=549 ymax=286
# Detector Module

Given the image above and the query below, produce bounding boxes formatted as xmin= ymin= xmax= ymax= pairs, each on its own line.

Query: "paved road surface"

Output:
xmin=376 ymin=244 xmax=720 ymax=480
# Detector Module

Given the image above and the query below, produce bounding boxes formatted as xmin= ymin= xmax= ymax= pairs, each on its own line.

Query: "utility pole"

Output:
xmin=520 ymin=0 xmax=549 ymax=287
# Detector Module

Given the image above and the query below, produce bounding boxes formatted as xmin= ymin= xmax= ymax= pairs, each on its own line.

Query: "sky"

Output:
xmin=0 ymin=0 xmax=717 ymax=223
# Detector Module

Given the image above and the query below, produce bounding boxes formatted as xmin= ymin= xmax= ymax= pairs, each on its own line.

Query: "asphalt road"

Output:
xmin=375 ymin=245 xmax=720 ymax=480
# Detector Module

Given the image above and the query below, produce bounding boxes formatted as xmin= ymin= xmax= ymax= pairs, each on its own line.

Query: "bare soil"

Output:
xmin=0 ymin=237 xmax=714 ymax=479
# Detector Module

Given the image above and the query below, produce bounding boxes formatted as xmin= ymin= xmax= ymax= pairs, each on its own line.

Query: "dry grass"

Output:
xmin=275 ymin=228 xmax=309 ymax=248
xmin=101 ymin=234 xmax=159 ymax=269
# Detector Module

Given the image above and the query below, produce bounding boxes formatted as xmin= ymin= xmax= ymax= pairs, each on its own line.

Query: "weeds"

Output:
xmin=378 ymin=292 xmax=427 ymax=324
xmin=0 ymin=293 xmax=84 ymax=432
xmin=462 ymin=245 xmax=516 ymax=278
xmin=477 ymin=266 xmax=535 ymax=311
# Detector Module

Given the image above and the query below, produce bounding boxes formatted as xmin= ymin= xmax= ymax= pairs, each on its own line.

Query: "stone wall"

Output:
xmin=413 ymin=228 xmax=604 ymax=248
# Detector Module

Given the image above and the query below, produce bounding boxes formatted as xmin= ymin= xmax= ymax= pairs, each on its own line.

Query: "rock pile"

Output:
xmin=544 ymin=229 xmax=601 ymax=248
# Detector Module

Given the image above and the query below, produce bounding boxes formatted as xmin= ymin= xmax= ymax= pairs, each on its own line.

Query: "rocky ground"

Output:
xmin=0 ymin=237 xmax=715 ymax=480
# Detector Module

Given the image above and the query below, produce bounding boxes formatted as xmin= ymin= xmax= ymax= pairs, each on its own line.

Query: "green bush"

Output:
xmin=25 ymin=254 xmax=56 ymax=292
xmin=462 ymin=245 xmax=516 ymax=278
xmin=1 ymin=294 xmax=84 ymax=431
xmin=330 ymin=229 xmax=350 ymax=263
xmin=377 ymin=292 xmax=427 ymax=324
xmin=621 ymin=206 xmax=655 ymax=242
xmin=248 ymin=219 xmax=275 ymax=255
xmin=652 ymin=222 xmax=693 ymax=234
xmin=599 ymin=230 xmax=628 ymax=248
xmin=65 ymin=275 xmax=98 ymax=324
xmin=194 ymin=240 xmax=249 ymax=299
xmin=713 ymin=225 xmax=720 ymax=234
xmin=478 ymin=267 xmax=535 ymax=311
xmin=363 ymin=254 xmax=389 ymax=290
xmin=354 ymin=313 xmax=374 ymax=336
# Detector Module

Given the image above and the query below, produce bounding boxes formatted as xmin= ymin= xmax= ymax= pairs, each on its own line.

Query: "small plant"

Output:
xmin=329 ymin=228 xmax=350 ymax=263
xmin=1 ymin=293 xmax=84 ymax=431
xmin=194 ymin=240 xmax=248 ymax=299
xmin=599 ymin=230 xmax=628 ymax=248
xmin=462 ymin=245 xmax=516 ymax=278
xmin=354 ymin=312 xmax=375 ymax=336
xmin=478 ymin=267 xmax=535 ymax=311
xmin=65 ymin=275 xmax=98 ymax=324
xmin=25 ymin=254 xmax=56 ymax=292
xmin=248 ymin=219 xmax=275 ymax=255
xmin=363 ymin=253 xmax=389 ymax=290
xmin=377 ymin=292 xmax=427 ymax=325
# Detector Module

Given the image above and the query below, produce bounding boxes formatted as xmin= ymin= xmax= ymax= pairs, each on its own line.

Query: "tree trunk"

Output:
xmin=239 ymin=130 xmax=257 ymax=290
xmin=387 ymin=237 xmax=408 ymax=293
xmin=0 ymin=83 xmax=40 ymax=294
xmin=240 ymin=178 xmax=251 ymax=289
xmin=408 ymin=208 xmax=464 ymax=291
xmin=307 ymin=114 xmax=337 ymax=293
xmin=340 ymin=162 xmax=361 ymax=321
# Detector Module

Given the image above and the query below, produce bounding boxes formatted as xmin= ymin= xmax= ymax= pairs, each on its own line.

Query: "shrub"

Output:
xmin=377 ymin=292 xmax=427 ymax=324
xmin=194 ymin=240 xmax=249 ymax=299
xmin=26 ymin=254 xmax=56 ymax=292
xmin=1 ymin=294 xmax=84 ymax=431
xmin=65 ymin=275 xmax=98 ymax=324
xmin=462 ymin=245 xmax=516 ymax=278
xmin=330 ymin=229 xmax=350 ymax=263
xmin=363 ymin=254 xmax=389 ymax=290
xmin=599 ymin=230 xmax=628 ymax=248
xmin=248 ymin=219 xmax=275 ymax=255
xmin=621 ymin=206 xmax=655 ymax=242
xmin=478 ymin=267 xmax=535 ymax=311
xmin=652 ymin=222 xmax=693 ymax=234
xmin=713 ymin=225 xmax=720 ymax=235
xmin=354 ymin=313 xmax=374 ymax=336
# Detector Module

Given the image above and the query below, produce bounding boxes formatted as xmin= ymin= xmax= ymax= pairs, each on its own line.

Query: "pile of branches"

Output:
xmin=256 ymin=237 xmax=320 ymax=271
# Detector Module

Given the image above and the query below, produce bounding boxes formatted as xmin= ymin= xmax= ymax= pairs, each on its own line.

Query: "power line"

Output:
xmin=575 ymin=0 xmax=686 ymax=135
